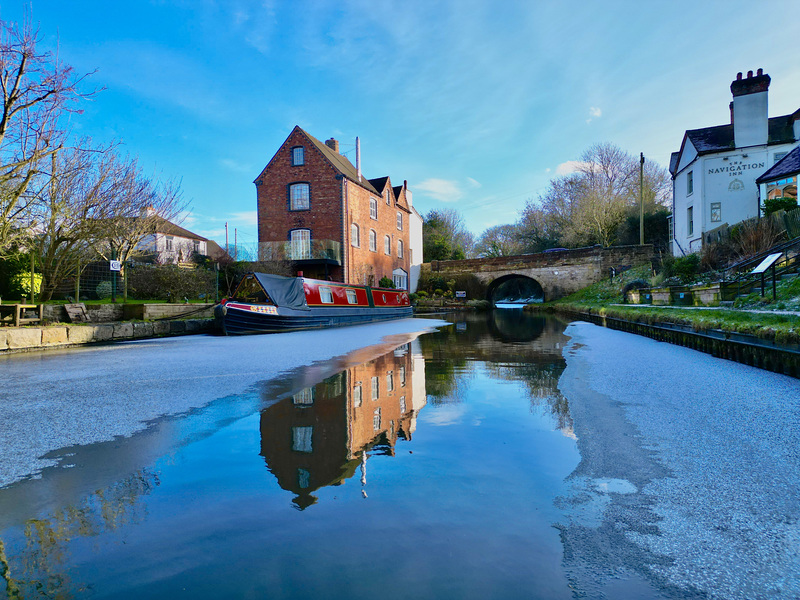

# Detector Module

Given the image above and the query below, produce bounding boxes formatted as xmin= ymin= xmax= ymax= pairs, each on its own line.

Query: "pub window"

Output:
xmin=370 ymin=197 xmax=378 ymax=219
xmin=687 ymin=206 xmax=694 ymax=236
xmin=710 ymin=202 xmax=721 ymax=223
xmin=291 ymin=146 xmax=305 ymax=166
xmin=351 ymin=223 xmax=360 ymax=247
xmin=289 ymin=183 xmax=310 ymax=210
xmin=384 ymin=235 xmax=391 ymax=255
xmin=687 ymin=171 xmax=694 ymax=195
xmin=320 ymin=286 xmax=334 ymax=303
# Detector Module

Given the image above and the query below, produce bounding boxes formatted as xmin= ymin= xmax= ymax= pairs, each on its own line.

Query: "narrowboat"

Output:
xmin=215 ymin=272 xmax=413 ymax=335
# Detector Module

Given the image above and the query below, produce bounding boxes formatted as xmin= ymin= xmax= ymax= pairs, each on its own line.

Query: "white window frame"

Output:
xmin=165 ymin=236 xmax=174 ymax=251
xmin=290 ymin=229 xmax=311 ymax=259
xmin=351 ymin=223 xmax=360 ymax=247
xmin=371 ymin=376 xmax=379 ymax=400
xmin=687 ymin=206 xmax=694 ymax=236
xmin=373 ymin=408 xmax=381 ymax=431
xmin=369 ymin=229 xmax=377 ymax=252
xmin=320 ymin=286 xmax=334 ymax=303
xmin=292 ymin=146 xmax=304 ymax=166
xmin=710 ymin=202 xmax=721 ymax=223
xmin=384 ymin=235 xmax=391 ymax=255
xmin=346 ymin=289 xmax=358 ymax=304
xmin=396 ymin=212 xmax=403 ymax=230
xmin=397 ymin=239 xmax=404 ymax=258
xmin=386 ymin=371 xmax=394 ymax=392
xmin=687 ymin=171 xmax=694 ymax=196
xmin=353 ymin=384 xmax=362 ymax=407
xmin=290 ymin=183 xmax=310 ymax=210
xmin=370 ymin=197 xmax=378 ymax=219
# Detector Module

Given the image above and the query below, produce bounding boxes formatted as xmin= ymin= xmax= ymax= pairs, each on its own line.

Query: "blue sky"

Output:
xmin=3 ymin=0 xmax=798 ymax=251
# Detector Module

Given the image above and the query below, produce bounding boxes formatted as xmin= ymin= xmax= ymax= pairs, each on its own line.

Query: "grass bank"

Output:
xmin=530 ymin=266 xmax=800 ymax=346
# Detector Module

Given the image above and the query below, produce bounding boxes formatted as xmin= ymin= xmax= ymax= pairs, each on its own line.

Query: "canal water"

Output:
xmin=2 ymin=311 xmax=798 ymax=599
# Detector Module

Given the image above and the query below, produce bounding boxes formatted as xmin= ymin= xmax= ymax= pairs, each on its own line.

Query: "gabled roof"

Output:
xmin=756 ymin=145 xmax=800 ymax=184
xmin=150 ymin=215 xmax=208 ymax=241
xmin=369 ymin=176 xmax=390 ymax=192
xmin=685 ymin=114 xmax=797 ymax=155
xmin=299 ymin=127 xmax=380 ymax=195
xmin=392 ymin=184 xmax=411 ymax=213
xmin=669 ymin=152 xmax=680 ymax=176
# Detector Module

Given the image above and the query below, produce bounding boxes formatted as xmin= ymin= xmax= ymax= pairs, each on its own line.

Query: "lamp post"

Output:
xmin=640 ymin=152 xmax=645 ymax=245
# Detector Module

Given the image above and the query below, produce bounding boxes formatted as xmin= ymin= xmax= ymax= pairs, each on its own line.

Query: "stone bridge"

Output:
xmin=428 ymin=245 xmax=655 ymax=302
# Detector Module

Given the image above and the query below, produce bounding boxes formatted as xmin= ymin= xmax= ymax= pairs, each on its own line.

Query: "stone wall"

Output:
xmin=0 ymin=319 xmax=214 ymax=354
xmin=429 ymin=245 xmax=655 ymax=301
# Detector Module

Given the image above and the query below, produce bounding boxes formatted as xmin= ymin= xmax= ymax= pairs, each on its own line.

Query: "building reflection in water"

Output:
xmin=259 ymin=341 xmax=426 ymax=510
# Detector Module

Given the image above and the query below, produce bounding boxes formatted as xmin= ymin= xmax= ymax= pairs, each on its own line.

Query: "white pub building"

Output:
xmin=669 ymin=69 xmax=800 ymax=256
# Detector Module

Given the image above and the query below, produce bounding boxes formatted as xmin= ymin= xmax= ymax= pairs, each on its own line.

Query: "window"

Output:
xmin=370 ymin=197 xmax=378 ymax=219
xmin=373 ymin=408 xmax=381 ymax=431
xmin=385 ymin=191 xmax=391 ymax=205
xmin=392 ymin=268 xmax=408 ymax=290
xmin=351 ymin=223 xmax=360 ymax=247
xmin=371 ymin=376 xmax=379 ymax=400
xmin=320 ymin=286 xmax=334 ymax=303
xmin=193 ymin=240 xmax=200 ymax=254
xmin=297 ymin=468 xmax=310 ymax=489
xmin=387 ymin=371 xmax=394 ymax=392
xmin=399 ymin=366 xmax=406 ymax=387
xmin=399 ymin=396 xmax=406 ymax=413
xmin=353 ymin=384 xmax=362 ymax=407
xmin=293 ymin=387 xmax=315 ymax=405
xmin=289 ymin=183 xmax=310 ymax=210
xmin=396 ymin=212 xmax=403 ymax=230
xmin=710 ymin=202 xmax=721 ymax=223
xmin=292 ymin=146 xmax=304 ymax=166
xmin=290 ymin=229 xmax=311 ymax=259
xmin=384 ymin=235 xmax=391 ymax=255
xmin=397 ymin=239 xmax=404 ymax=258
xmin=165 ymin=236 xmax=174 ymax=251
xmin=687 ymin=206 xmax=694 ymax=236
xmin=292 ymin=426 xmax=313 ymax=453
xmin=346 ymin=289 xmax=358 ymax=304
xmin=687 ymin=171 xmax=694 ymax=196
xmin=369 ymin=229 xmax=377 ymax=252
xmin=774 ymin=152 xmax=788 ymax=164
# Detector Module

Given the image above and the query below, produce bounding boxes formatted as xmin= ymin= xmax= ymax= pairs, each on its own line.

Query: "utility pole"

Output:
xmin=234 ymin=228 xmax=238 ymax=260
xmin=639 ymin=152 xmax=645 ymax=245
xmin=225 ymin=222 xmax=229 ymax=256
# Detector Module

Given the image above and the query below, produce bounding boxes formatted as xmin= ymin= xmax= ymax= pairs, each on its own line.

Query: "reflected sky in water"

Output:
xmin=0 ymin=312 xmax=579 ymax=599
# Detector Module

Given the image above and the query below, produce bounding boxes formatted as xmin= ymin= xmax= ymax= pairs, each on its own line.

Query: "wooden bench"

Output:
xmin=0 ymin=304 xmax=43 ymax=327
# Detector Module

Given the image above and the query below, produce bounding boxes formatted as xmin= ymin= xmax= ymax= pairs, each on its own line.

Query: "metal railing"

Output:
xmin=258 ymin=239 xmax=342 ymax=263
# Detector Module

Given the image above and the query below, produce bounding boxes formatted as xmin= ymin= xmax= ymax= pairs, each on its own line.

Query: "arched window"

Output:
xmin=397 ymin=239 xmax=404 ymax=258
xmin=369 ymin=197 xmax=378 ymax=219
xmin=289 ymin=183 xmax=310 ymax=210
xmin=369 ymin=229 xmax=377 ymax=252
xmin=351 ymin=223 xmax=360 ymax=247
xmin=384 ymin=235 xmax=391 ymax=255
xmin=290 ymin=229 xmax=311 ymax=259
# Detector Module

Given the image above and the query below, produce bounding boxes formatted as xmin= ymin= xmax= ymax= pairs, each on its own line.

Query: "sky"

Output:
xmin=2 ymin=0 xmax=799 ymax=252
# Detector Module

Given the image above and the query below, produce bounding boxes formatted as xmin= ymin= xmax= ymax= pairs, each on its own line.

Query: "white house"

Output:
xmin=137 ymin=216 xmax=209 ymax=264
xmin=669 ymin=69 xmax=800 ymax=256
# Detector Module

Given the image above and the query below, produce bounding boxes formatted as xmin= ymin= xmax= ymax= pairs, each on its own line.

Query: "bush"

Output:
xmin=700 ymin=239 xmax=736 ymax=271
xmin=96 ymin=280 xmax=112 ymax=299
xmin=763 ymin=197 xmax=798 ymax=216
xmin=378 ymin=276 xmax=394 ymax=288
xmin=663 ymin=254 xmax=700 ymax=284
xmin=730 ymin=218 xmax=784 ymax=260
xmin=128 ymin=265 xmax=216 ymax=301
xmin=415 ymin=290 xmax=428 ymax=298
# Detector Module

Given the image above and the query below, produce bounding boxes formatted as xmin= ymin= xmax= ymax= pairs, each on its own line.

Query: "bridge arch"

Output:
xmin=486 ymin=274 xmax=545 ymax=305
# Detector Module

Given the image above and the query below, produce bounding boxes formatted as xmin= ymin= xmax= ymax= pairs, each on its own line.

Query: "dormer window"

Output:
xmin=385 ymin=191 xmax=391 ymax=205
xmin=292 ymin=146 xmax=304 ymax=166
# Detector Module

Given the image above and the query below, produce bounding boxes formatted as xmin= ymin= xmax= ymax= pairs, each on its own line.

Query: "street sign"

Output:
xmin=751 ymin=253 xmax=782 ymax=274
xmin=455 ymin=291 xmax=466 ymax=298
xmin=109 ymin=260 xmax=122 ymax=272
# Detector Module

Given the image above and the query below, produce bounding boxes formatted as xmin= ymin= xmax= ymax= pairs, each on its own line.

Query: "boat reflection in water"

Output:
xmin=259 ymin=341 xmax=426 ymax=509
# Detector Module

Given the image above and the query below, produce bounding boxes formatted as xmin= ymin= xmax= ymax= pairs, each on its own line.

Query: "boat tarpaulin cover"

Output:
xmin=252 ymin=273 xmax=310 ymax=311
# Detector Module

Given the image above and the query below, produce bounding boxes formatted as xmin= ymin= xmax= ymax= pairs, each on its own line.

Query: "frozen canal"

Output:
xmin=0 ymin=312 xmax=798 ymax=599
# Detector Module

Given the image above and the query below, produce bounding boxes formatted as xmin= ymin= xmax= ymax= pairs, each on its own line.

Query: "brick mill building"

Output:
xmin=255 ymin=126 xmax=413 ymax=289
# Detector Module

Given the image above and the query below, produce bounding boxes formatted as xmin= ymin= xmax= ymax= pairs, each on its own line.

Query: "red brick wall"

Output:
xmin=345 ymin=179 xmax=410 ymax=286
xmin=256 ymin=128 xmax=411 ymax=286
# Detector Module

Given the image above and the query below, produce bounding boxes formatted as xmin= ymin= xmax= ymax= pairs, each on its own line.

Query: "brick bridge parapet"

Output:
xmin=428 ymin=244 xmax=655 ymax=301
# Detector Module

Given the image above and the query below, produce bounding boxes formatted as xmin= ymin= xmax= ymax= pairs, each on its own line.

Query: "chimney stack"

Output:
xmin=325 ymin=138 xmax=339 ymax=153
xmin=730 ymin=68 xmax=770 ymax=148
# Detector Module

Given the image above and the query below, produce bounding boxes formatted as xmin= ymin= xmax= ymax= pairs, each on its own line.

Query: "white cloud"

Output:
xmin=555 ymin=160 xmax=590 ymax=176
xmin=230 ymin=211 xmax=259 ymax=225
xmin=415 ymin=178 xmax=463 ymax=203
xmin=589 ymin=106 xmax=602 ymax=118
xmin=466 ymin=177 xmax=482 ymax=188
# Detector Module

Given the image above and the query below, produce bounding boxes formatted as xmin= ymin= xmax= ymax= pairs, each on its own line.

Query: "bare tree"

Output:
xmin=0 ymin=19 xmax=92 ymax=255
xmin=474 ymin=224 xmax=523 ymax=257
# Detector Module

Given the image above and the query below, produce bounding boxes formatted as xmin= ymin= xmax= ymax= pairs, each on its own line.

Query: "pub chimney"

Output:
xmin=730 ymin=68 xmax=770 ymax=148
xmin=325 ymin=138 xmax=340 ymax=153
